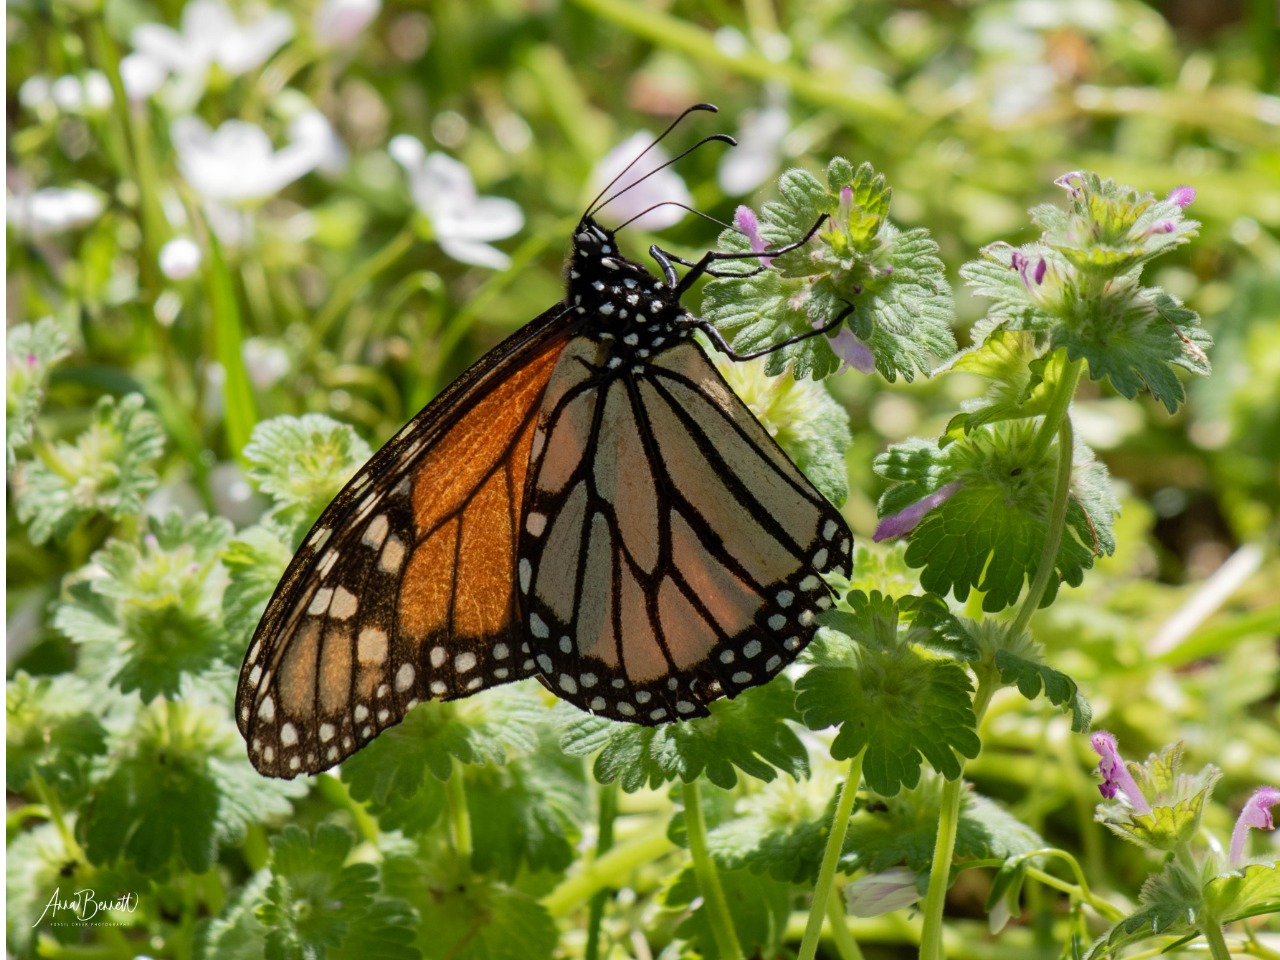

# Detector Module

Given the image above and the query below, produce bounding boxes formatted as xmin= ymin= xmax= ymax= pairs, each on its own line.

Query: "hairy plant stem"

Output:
xmin=584 ymin=782 xmax=619 ymax=960
xmin=543 ymin=829 xmax=677 ymax=916
xmin=1201 ymin=921 xmax=1233 ymax=960
xmin=445 ymin=759 xmax=472 ymax=864
xmin=920 ymin=357 xmax=1084 ymax=959
xmin=683 ymin=780 xmax=743 ymax=960
xmin=798 ymin=750 xmax=866 ymax=960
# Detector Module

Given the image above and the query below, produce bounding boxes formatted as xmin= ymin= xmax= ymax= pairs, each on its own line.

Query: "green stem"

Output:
xmin=918 ymin=674 xmax=998 ymax=960
xmin=1011 ymin=358 xmax=1083 ymax=636
xmin=543 ymin=829 xmax=677 ymax=916
xmin=445 ymin=760 xmax=472 ymax=864
xmin=683 ymin=780 xmax=743 ymax=960
xmin=798 ymin=752 xmax=866 ymax=960
xmin=823 ymin=869 xmax=865 ymax=960
xmin=311 ymin=229 xmax=415 ymax=344
xmin=1201 ymin=922 xmax=1233 ymax=960
xmin=585 ymin=782 xmax=619 ymax=960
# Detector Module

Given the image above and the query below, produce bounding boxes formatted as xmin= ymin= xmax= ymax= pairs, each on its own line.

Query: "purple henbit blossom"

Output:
xmin=1091 ymin=732 xmax=1152 ymax=815
xmin=873 ymin=480 xmax=961 ymax=542
xmin=734 ymin=205 xmax=772 ymax=267
xmin=1143 ymin=220 xmax=1176 ymax=237
xmin=1167 ymin=185 xmax=1196 ymax=209
xmin=1010 ymin=251 xmax=1047 ymax=291
xmin=837 ymin=184 xmax=854 ymax=224
xmin=1055 ymin=171 xmax=1086 ymax=200
xmin=27 ymin=354 xmax=38 ymax=368
xmin=1229 ymin=785 xmax=1280 ymax=867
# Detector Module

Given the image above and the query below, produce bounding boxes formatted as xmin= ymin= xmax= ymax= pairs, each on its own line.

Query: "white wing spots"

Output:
xmin=719 ymin=650 xmax=735 ymax=664
xmin=530 ymin=612 xmax=549 ymax=638
xmin=635 ymin=691 xmax=652 ymax=704
xmin=600 ymin=303 xmax=615 ymax=315
xmin=525 ymin=512 xmax=547 ymax=536
xmin=768 ymin=614 xmax=786 ymax=631
xmin=248 ymin=664 xmax=262 ymax=686
xmin=519 ymin=558 xmax=532 ymax=594
xmin=406 ymin=699 xmax=418 ymax=710
xmin=290 ymin=756 xmax=301 ymax=771
xmin=612 ymin=678 xmax=625 ymax=689
xmin=466 ymin=676 xmax=483 ymax=691
xmin=455 ymin=652 xmax=477 ymax=673
xmin=765 ymin=655 xmax=782 ymax=671
xmin=362 ymin=514 xmax=390 ymax=549
xmin=430 ymin=646 xmax=446 ymax=668
xmin=743 ymin=640 xmax=762 ymax=658
xmin=650 ymin=708 xmax=667 ymax=721
xmin=354 ymin=705 xmax=369 ymax=722
xmin=379 ymin=536 xmax=406 ymax=574
xmin=317 ymin=551 xmax=339 ymax=578
xmin=559 ymin=675 xmax=578 ymax=694
xmin=307 ymin=526 xmax=332 ymax=550
xmin=823 ymin=519 xmax=838 ymax=540
xmin=777 ymin=590 xmax=795 ymax=608
xmin=494 ymin=643 xmax=509 ymax=660
xmin=817 ymin=595 xmax=833 ymax=610
xmin=330 ymin=585 xmax=359 ymax=620
xmin=258 ymin=695 xmax=276 ymax=721
xmin=523 ymin=658 xmax=536 ymax=671
xmin=617 ymin=702 xmax=636 ymax=716
xmin=263 ymin=745 xmax=275 ymax=763
xmin=358 ymin=627 xmax=388 ymax=665
xmin=361 ymin=725 xmax=374 ymax=738
xmin=800 ymin=575 xmax=820 ymax=592
xmin=559 ymin=636 xmax=572 ymax=653
xmin=241 ymin=704 xmax=251 ymax=723
xmin=280 ymin=723 xmax=298 ymax=746
xmin=396 ymin=662 xmax=415 ymax=692
xmin=784 ymin=636 xmax=802 ymax=651
xmin=580 ymin=673 xmax=597 ymax=687
xmin=308 ymin=587 xmax=334 ymax=616
xmin=677 ymin=700 xmax=696 ymax=714
xmin=731 ymin=671 xmax=752 ymax=684
xmin=494 ymin=667 xmax=509 ymax=679
xmin=813 ymin=548 xmax=829 ymax=569
xmin=378 ymin=708 xmax=391 ymax=722
xmin=319 ymin=723 xmax=335 ymax=742
xmin=430 ymin=680 xmax=447 ymax=696
xmin=393 ymin=477 xmax=411 ymax=499
xmin=590 ymin=697 xmax=606 ymax=711
xmin=352 ymin=493 xmax=383 ymax=525
xmin=840 ymin=537 xmax=851 ymax=554
xmin=376 ymin=683 xmax=389 ymax=699
xmin=536 ymin=653 xmax=553 ymax=672
xmin=798 ymin=610 xmax=815 ymax=626
xmin=328 ymin=746 xmax=339 ymax=761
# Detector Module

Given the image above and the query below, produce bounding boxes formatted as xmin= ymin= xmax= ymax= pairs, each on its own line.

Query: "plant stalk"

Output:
xmin=682 ymin=780 xmax=743 ymax=960
xmin=798 ymin=751 xmax=866 ymax=960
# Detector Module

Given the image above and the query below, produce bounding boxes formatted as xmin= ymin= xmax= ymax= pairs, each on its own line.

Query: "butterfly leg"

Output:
xmin=690 ymin=301 xmax=855 ymax=362
xmin=667 ymin=212 xmax=832 ymax=296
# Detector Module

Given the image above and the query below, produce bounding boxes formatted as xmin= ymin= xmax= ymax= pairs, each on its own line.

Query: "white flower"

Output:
xmin=587 ymin=132 xmax=693 ymax=231
xmin=7 ymin=187 xmax=104 ymax=237
xmin=159 ymin=237 xmax=202 ymax=279
xmin=172 ymin=111 xmax=337 ymax=203
xmin=120 ymin=53 xmax=167 ymax=102
xmin=313 ymin=0 xmax=381 ymax=47
xmin=131 ymin=0 xmax=294 ymax=109
xmin=718 ymin=105 xmax=790 ymax=196
xmin=242 ymin=338 xmax=290 ymax=390
xmin=20 ymin=72 xmax=111 ymax=115
xmin=389 ymin=134 xmax=523 ymax=270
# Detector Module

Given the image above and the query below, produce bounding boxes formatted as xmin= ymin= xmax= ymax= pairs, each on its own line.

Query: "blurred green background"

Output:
xmin=7 ymin=0 xmax=1280 ymax=956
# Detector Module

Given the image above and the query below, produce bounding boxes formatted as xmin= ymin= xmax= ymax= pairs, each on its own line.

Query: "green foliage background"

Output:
xmin=7 ymin=0 xmax=1279 ymax=958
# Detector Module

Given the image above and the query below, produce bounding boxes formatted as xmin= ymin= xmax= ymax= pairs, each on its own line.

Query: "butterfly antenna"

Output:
xmin=616 ymin=202 xmax=736 ymax=233
xmin=591 ymin=134 xmax=736 ymax=219
xmin=585 ymin=103 xmax=720 ymax=218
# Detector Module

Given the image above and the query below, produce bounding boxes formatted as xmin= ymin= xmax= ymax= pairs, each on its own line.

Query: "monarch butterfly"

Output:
xmin=237 ymin=104 xmax=854 ymax=778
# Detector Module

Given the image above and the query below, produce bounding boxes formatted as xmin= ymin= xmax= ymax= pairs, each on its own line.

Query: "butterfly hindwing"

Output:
xmin=237 ymin=306 xmax=573 ymax=777
xmin=517 ymin=336 xmax=852 ymax=725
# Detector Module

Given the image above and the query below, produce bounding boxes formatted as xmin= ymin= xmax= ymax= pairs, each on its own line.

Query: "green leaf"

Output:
xmin=243 ymin=414 xmax=372 ymax=540
xmin=260 ymin=824 xmax=379 ymax=960
xmin=558 ymin=677 xmax=808 ymax=791
xmin=1203 ymin=860 xmax=1280 ymax=925
xmin=664 ymin=865 xmax=792 ymax=960
xmin=797 ymin=639 xmax=979 ymax=795
xmin=6 ymin=671 xmax=108 ymax=807
xmin=1095 ymin=742 xmax=1221 ymax=853
xmin=711 ymin=351 xmax=853 ymax=505
xmin=702 ymin=160 xmax=955 ymax=383
xmin=994 ymin=648 xmax=1092 ymax=732
xmin=6 ymin=316 xmax=72 ymax=468
xmin=221 ymin=523 xmax=293 ymax=646
xmin=53 ymin=511 xmax=235 ymax=701
xmin=466 ymin=732 xmax=585 ymax=880
xmin=940 ymin=330 xmax=1057 ymax=442
xmin=341 ymin=690 xmax=544 ymax=808
xmin=12 ymin=393 xmax=164 ymax=544
xmin=875 ymin=423 xmax=1117 ymax=612
xmin=206 ymin=230 xmax=259 ymax=459
xmin=1084 ymin=860 xmax=1203 ymax=959
xmin=840 ymin=779 xmax=1045 ymax=874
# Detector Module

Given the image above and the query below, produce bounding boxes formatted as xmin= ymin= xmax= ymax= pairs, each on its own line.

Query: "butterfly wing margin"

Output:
xmin=517 ymin=339 xmax=853 ymax=724
xmin=237 ymin=305 xmax=574 ymax=777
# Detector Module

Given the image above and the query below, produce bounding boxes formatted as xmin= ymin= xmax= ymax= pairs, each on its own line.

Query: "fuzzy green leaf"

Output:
xmin=1203 ymin=860 xmax=1280 ymax=925
xmin=221 ymin=523 xmax=293 ymax=645
xmin=875 ymin=424 xmax=1117 ymax=612
xmin=13 ymin=393 xmax=165 ymax=544
xmin=558 ymin=678 xmax=808 ymax=791
xmin=940 ymin=330 xmax=1057 ymax=441
xmin=701 ymin=775 xmax=839 ymax=883
xmin=1084 ymin=861 xmax=1204 ymax=959
xmin=1096 ymin=742 xmax=1221 ymax=853
xmin=244 ymin=414 xmax=372 ymax=540
xmin=665 ymin=865 xmax=792 ymax=960
xmin=53 ymin=511 xmax=235 ymax=701
xmin=7 ymin=671 xmax=108 ymax=807
xmin=341 ymin=690 xmax=544 ymax=805
xmin=6 ymin=316 xmax=72 ymax=468
xmin=995 ymin=649 xmax=1092 ymax=732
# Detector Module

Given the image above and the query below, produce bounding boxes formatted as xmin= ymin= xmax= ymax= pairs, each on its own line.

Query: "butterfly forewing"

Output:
xmin=237 ymin=306 xmax=573 ymax=777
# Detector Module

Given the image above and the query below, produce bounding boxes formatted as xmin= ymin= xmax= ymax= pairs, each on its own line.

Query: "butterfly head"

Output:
xmin=568 ymin=216 xmax=684 ymax=342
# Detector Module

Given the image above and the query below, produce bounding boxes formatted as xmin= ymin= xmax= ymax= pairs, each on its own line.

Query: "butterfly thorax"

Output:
xmin=566 ymin=218 xmax=690 ymax=360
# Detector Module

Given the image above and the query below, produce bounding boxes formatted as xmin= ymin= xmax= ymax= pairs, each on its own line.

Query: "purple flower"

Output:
xmin=829 ymin=329 xmax=875 ymax=374
xmin=1229 ymin=785 xmax=1280 ymax=866
xmin=873 ymin=481 xmax=961 ymax=542
xmin=837 ymin=185 xmax=853 ymax=224
xmin=734 ymin=205 xmax=772 ymax=267
xmin=1091 ymin=732 xmax=1151 ymax=814
xmin=1010 ymin=250 xmax=1047 ymax=291
xmin=1167 ymin=185 xmax=1196 ymax=209
xmin=1055 ymin=171 xmax=1086 ymax=200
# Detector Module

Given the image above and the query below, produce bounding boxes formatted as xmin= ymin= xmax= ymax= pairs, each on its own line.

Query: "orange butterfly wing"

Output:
xmin=237 ymin=306 xmax=573 ymax=777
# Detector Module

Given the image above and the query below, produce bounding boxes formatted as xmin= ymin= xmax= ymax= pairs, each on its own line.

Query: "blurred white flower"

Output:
xmin=20 ymin=72 xmax=111 ymax=115
xmin=131 ymin=0 xmax=294 ymax=109
xmin=587 ymin=132 xmax=692 ymax=231
xmin=718 ymin=105 xmax=790 ymax=196
xmin=7 ymin=187 xmax=105 ymax=237
xmin=120 ymin=53 xmax=167 ymax=102
xmin=242 ymin=337 xmax=291 ymax=390
xmin=172 ymin=110 xmax=337 ymax=203
xmin=389 ymin=134 xmax=523 ymax=270
xmin=159 ymin=237 xmax=202 ymax=279
xmin=314 ymin=0 xmax=381 ymax=47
